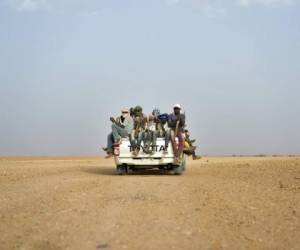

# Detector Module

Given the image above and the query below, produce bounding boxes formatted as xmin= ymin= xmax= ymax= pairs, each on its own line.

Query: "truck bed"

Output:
xmin=114 ymin=138 xmax=175 ymax=166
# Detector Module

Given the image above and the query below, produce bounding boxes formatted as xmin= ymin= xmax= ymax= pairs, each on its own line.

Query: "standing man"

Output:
xmin=168 ymin=104 xmax=185 ymax=163
xmin=103 ymin=108 xmax=133 ymax=158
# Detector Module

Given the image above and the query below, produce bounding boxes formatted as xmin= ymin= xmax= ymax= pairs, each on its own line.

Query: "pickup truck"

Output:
xmin=113 ymin=137 xmax=186 ymax=175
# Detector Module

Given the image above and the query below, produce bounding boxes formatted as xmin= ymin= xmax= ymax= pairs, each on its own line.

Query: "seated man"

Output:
xmin=183 ymin=129 xmax=201 ymax=160
xmin=130 ymin=106 xmax=147 ymax=156
xmin=168 ymin=104 xmax=185 ymax=163
xmin=143 ymin=115 xmax=157 ymax=154
xmin=157 ymin=113 xmax=170 ymax=154
xmin=103 ymin=108 xmax=133 ymax=158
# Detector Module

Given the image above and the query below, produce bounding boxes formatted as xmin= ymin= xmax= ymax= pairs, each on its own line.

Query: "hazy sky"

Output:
xmin=0 ymin=0 xmax=299 ymax=156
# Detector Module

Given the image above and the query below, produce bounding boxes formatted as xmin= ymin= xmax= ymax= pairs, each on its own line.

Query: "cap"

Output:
xmin=134 ymin=106 xmax=143 ymax=112
xmin=121 ymin=108 xmax=129 ymax=113
xmin=173 ymin=104 xmax=181 ymax=109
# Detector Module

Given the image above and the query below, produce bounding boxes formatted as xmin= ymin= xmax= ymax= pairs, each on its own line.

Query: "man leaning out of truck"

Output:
xmin=168 ymin=104 xmax=185 ymax=164
xmin=103 ymin=108 xmax=133 ymax=158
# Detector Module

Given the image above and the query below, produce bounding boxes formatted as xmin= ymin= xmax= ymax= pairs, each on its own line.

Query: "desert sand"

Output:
xmin=0 ymin=156 xmax=299 ymax=250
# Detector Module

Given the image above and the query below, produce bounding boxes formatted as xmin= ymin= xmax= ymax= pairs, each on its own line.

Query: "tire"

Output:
xmin=173 ymin=164 xmax=183 ymax=175
xmin=173 ymin=155 xmax=186 ymax=175
xmin=117 ymin=165 xmax=128 ymax=175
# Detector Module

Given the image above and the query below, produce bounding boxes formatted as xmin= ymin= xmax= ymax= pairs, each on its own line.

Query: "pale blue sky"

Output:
xmin=0 ymin=0 xmax=299 ymax=156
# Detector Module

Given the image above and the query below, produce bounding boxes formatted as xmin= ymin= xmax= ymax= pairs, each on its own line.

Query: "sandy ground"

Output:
xmin=0 ymin=156 xmax=300 ymax=250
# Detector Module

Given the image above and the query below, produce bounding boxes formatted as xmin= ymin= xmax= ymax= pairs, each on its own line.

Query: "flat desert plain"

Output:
xmin=0 ymin=156 xmax=299 ymax=250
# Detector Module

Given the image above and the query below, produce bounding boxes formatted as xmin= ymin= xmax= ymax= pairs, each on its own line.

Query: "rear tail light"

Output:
xmin=113 ymin=143 xmax=120 ymax=156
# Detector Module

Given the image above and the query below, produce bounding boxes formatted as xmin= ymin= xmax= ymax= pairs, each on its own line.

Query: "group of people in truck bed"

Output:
xmin=103 ymin=104 xmax=201 ymax=163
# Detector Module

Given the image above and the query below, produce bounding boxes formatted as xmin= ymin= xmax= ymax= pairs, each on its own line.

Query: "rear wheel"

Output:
xmin=117 ymin=164 xmax=128 ymax=175
xmin=173 ymin=165 xmax=183 ymax=175
xmin=173 ymin=155 xmax=186 ymax=175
